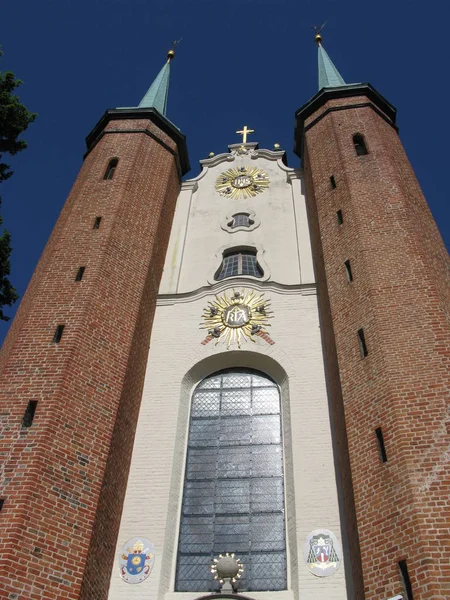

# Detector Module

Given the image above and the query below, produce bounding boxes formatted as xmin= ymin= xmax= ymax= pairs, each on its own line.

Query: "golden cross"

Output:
xmin=236 ymin=125 xmax=255 ymax=144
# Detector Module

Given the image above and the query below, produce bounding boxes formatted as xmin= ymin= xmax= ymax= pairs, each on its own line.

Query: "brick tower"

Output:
xmin=0 ymin=49 xmax=189 ymax=599
xmin=295 ymin=32 xmax=450 ymax=599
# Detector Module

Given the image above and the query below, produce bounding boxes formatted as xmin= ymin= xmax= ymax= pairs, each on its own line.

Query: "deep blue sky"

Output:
xmin=0 ymin=0 xmax=448 ymax=339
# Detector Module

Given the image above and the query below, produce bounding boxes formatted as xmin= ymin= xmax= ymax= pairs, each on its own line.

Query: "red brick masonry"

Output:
xmin=0 ymin=115 xmax=183 ymax=599
xmin=302 ymin=93 xmax=450 ymax=599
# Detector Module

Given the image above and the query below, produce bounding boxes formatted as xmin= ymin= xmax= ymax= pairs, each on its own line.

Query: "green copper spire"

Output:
xmin=138 ymin=48 xmax=175 ymax=115
xmin=315 ymin=31 xmax=346 ymax=90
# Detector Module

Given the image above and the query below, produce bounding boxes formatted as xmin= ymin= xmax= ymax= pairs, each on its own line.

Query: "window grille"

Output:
xmin=215 ymin=250 xmax=263 ymax=280
xmin=175 ymin=369 xmax=287 ymax=593
xmin=231 ymin=213 xmax=251 ymax=228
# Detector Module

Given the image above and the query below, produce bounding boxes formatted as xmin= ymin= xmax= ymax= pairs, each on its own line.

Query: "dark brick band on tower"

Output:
xmin=0 ymin=49 xmax=189 ymax=599
xmin=296 ymin=60 xmax=450 ymax=599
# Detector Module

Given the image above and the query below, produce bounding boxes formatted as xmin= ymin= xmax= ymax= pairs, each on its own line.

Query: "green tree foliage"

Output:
xmin=0 ymin=50 xmax=36 ymax=320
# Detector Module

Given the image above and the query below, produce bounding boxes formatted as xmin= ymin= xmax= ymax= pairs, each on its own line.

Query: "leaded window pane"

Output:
xmin=231 ymin=213 xmax=251 ymax=228
xmin=191 ymin=390 xmax=220 ymax=417
xmin=176 ymin=369 xmax=286 ymax=592
xmin=252 ymin=387 xmax=280 ymax=414
xmin=216 ymin=254 xmax=239 ymax=280
xmin=222 ymin=372 xmax=252 ymax=388
xmin=221 ymin=389 xmax=251 ymax=415
xmin=241 ymin=252 xmax=261 ymax=277
xmin=215 ymin=251 xmax=263 ymax=280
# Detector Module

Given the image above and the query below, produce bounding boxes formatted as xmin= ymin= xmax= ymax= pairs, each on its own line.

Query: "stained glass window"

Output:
xmin=175 ymin=369 xmax=287 ymax=592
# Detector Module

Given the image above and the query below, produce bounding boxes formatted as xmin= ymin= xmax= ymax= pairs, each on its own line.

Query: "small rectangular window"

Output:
xmin=398 ymin=560 xmax=414 ymax=599
xmin=0 ymin=499 xmax=4 ymax=512
xmin=357 ymin=328 xmax=368 ymax=358
xmin=375 ymin=427 xmax=388 ymax=462
xmin=22 ymin=400 xmax=38 ymax=428
xmin=344 ymin=259 xmax=353 ymax=282
xmin=337 ymin=210 xmax=344 ymax=225
xmin=330 ymin=175 xmax=336 ymax=189
xmin=93 ymin=217 xmax=102 ymax=230
xmin=75 ymin=267 xmax=86 ymax=282
xmin=53 ymin=325 xmax=65 ymax=344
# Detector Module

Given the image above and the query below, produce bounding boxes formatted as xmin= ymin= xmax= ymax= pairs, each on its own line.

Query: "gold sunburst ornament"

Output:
xmin=215 ymin=166 xmax=270 ymax=199
xmin=201 ymin=289 xmax=273 ymax=349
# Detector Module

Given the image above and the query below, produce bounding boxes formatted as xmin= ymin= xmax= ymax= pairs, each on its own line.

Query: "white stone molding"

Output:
xmin=207 ymin=242 xmax=271 ymax=285
xmin=159 ymin=183 xmax=196 ymax=294
xmin=288 ymin=173 xmax=315 ymax=284
xmin=198 ymin=152 xmax=236 ymax=169
xmin=157 ymin=280 xmax=316 ymax=306
xmin=179 ymin=179 xmax=198 ymax=193
xmin=250 ymin=148 xmax=288 ymax=163
xmin=220 ymin=208 xmax=261 ymax=233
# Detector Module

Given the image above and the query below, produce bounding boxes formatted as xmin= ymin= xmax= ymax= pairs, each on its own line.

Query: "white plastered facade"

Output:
xmin=108 ymin=143 xmax=352 ymax=600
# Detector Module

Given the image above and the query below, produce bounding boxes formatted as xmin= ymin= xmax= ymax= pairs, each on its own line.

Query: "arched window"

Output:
xmin=228 ymin=213 xmax=254 ymax=229
xmin=353 ymin=134 xmax=368 ymax=156
xmin=175 ymin=369 xmax=287 ymax=592
xmin=103 ymin=157 xmax=119 ymax=180
xmin=215 ymin=249 xmax=263 ymax=280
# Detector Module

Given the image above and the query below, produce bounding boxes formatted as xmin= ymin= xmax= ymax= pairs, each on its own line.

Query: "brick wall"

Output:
xmin=0 ymin=115 xmax=183 ymax=599
xmin=301 ymin=93 xmax=450 ymax=598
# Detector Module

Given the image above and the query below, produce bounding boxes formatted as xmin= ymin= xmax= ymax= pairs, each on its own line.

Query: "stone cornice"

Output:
xmin=157 ymin=279 xmax=317 ymax=305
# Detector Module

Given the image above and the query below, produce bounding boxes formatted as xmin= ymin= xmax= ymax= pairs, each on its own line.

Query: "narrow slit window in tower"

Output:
xmin=357 ymin=328 xmax=368 ymax=358
xmin=103 ymin=158 xmax=119 ymax=180
xmin=337 ymin=210 xmax=344 ymax=225
xmin=0 ymin=499 xmax=4 ymax=512
xmin=22 ymin=400 xmax=38 ymax=428
xmin=53 ymin=325 xmax=65 ymax=344
xmin=93 ymin=217 xmax=102 ymax=229
xmin=330 ymin=175 xmax=336 ymax=189
xmin=75 ymin=267 xmax=86 ymax=282
xmin=398 ymin=560 xmax=414 ymax=599
xmin=344 ymin=259 xmax=353 ymax=282
xmin=353 ymin=134 xmax=368 ymax=156
xmin=375 ymin=427 xmax=388 ymax=462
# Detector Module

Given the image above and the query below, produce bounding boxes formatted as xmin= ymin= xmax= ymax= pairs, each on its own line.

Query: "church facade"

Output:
xmin=0 ymin=36 xmax=449 ymax=600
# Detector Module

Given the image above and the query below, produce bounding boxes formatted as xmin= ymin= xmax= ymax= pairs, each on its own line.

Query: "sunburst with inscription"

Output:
xmin=201 ymin=289 xmax=272 ymax=349
xmin=215 ymin=166 xmax=270 ymax=199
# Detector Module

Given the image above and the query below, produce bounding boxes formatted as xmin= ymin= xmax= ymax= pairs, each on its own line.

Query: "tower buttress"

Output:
xmin=0 ymin=52 xmax=189 ymax=600
xmin=295 ymin=41 xmax=450 ymax=599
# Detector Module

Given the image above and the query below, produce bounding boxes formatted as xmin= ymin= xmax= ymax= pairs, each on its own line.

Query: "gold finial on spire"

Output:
xmin=236 ymin=125 xmax=255 ymax=144
xmin=313 ymin=21 xmax=327 ymax=46
xmin=167 ymin=38 xmax=182 ymax=62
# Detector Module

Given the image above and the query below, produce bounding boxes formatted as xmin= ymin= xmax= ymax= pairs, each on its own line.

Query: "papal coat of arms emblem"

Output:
xmin=119 ymin=537 xmax=155 ymax=584
xmin=304 ymin=529 xmax=341 ymax=577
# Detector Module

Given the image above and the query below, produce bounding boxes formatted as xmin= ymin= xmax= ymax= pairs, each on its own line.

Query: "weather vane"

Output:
xmin=167 ymin=38 xmax=182 ymax=61
xmin=312 ymin=21 xmax=327 ymax=45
